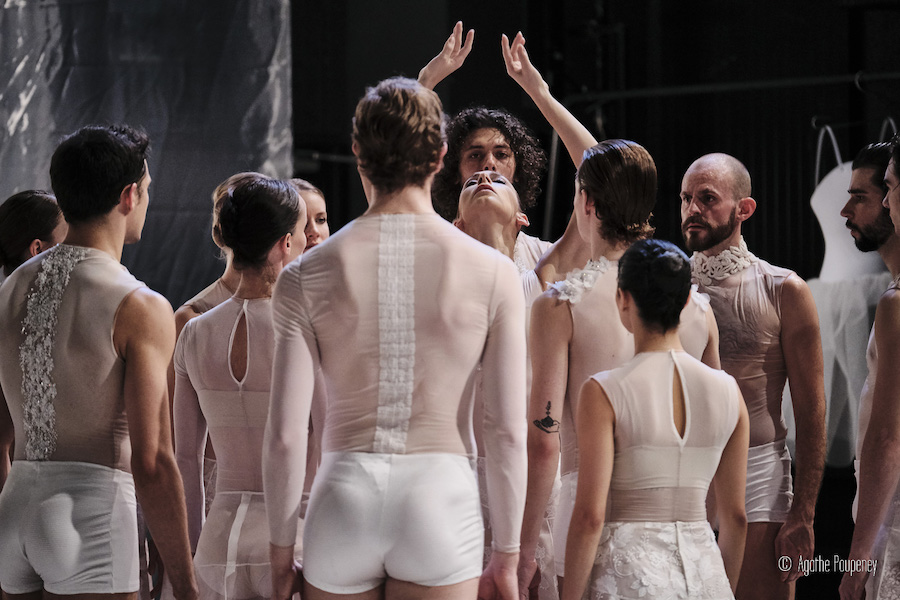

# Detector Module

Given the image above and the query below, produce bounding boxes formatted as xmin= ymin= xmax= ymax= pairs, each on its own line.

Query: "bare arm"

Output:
xmin=561 ymin=379 xmax=615 ymax=600
xmin=518 ymin=292 xmax=572 ymax=592
xmin=501 ymin=32 xmax=597 ymax=167
xmin=417 ymin=21 xmax=474 ymax=90
xmin=117 ymin=288 xmax=197 ymax=600
xmin=712 ymin=386 xmax=749 ymax=592
xmin=840 ymin=290 xmax=900 ymax=599
xmin=776 ymin=275 xmax=826 ymax=582
xmin=264 ymin=266 xmax=316 ymax=600
xmin=172 ymin=325 xmax=207 ymax=552
xmin=700 ymin=303 xmax=721 ymax=370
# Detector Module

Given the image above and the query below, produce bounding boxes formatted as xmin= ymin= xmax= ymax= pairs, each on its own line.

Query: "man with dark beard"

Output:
xmin=680 ymin=153 xmax=826 ymax=600
xmin=839 ymin=141 xmax=900 ymax=599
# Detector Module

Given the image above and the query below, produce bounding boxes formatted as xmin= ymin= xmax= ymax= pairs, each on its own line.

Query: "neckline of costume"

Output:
xmin=691 ymin=237 xmax=758 ymax=286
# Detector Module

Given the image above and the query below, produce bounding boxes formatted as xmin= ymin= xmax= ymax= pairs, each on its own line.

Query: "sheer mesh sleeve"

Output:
xmin=481 ymin=259 xmax=528 ymax=553
xmin=173 ymin=321 xmax=207 ymax=552
xmin=263 ymin=264 xmax=317 ymax=547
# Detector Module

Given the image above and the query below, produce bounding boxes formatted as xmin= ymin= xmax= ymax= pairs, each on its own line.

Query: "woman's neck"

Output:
xmin=233 ymin=264 xmax=278 ymax=299
xmin=632 ymin=325 xmax=684 ymax=355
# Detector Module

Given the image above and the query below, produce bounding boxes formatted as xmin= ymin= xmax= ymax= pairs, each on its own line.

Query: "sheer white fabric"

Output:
xmin=174 ymin=297 xmax=303 ymax=600
xmin=589 ymin=351 xmax=741 ymax=599
xmin=265 ymin=213 xmax=527 ymax=554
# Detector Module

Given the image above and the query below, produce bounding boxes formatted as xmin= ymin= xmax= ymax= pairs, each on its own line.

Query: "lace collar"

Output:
xmin=691 ymin=238 xmax=758 ymax=286
xmin=548 ymin=257 xmax=613 ymax=304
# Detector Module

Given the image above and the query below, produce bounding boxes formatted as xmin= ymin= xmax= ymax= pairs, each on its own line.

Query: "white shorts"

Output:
xmin=745 ymin=439 xmax=793 ymax=523
xmin=303 ymin=452 xmax=483 ymax=593
xmin=552 ymin=470 xmax=578 ymax=576
xmin=0 ymin=461 xmax=139 ymax=595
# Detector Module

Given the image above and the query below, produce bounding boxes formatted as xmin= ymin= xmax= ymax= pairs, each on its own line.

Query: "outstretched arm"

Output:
xmin=418 ymin=21 xmax=475 ymax=90
xmin=777 ymin=275 xmax=826 ymax=582
xmin=117 ymin=288 xmax=198 ymax=600
xmin=840 ymin=290 xmax=900 ymax=599
xmin=501 ymin=32 xmax=597 ymax=167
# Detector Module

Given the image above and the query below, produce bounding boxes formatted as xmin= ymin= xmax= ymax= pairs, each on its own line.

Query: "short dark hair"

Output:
xmin=0 ymin=190 xmax=63 ymax=276
xmin=578 ymin=139 xmax=656 ymax=245
xmin=617 ymin=239 xmax=692 ymax=333
xmin=432 ymin=106 xmax=547 ymax=221
xmin=49 ymin=125 xmax=150 ymax=224
xmin=853 ymin=142 xmax=892 ymax=193
xmin=216 ymin=173 xmax=301 ymax=269
xmin=352 ymin=77 xmax=445 ymax=194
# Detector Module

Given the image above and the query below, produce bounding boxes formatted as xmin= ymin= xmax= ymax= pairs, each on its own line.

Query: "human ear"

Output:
xmin=28 ymin=238 xmax=42 ymax=258
xmin=736 ymin=196 xmax=757 ymax=222
xmin=515 ymin=211 xmax=530 ymax=228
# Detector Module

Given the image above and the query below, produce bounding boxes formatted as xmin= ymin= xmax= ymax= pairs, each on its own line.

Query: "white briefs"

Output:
xmin=302 ymin=452 xmax=484 ymax=593
xmin=745 ymin=439 xmax=793 ymax=523
xmin=0 ymin=460 xmax=139 ymax=595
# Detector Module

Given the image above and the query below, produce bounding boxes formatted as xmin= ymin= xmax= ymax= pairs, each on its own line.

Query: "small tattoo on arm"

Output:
xmin=533 ymin=402 xmax=559 ymax=433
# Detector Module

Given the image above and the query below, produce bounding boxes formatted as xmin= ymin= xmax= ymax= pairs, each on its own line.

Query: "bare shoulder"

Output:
xmin=876 ymin=287 xmax=900 ymax=336
xmin=780 ymin=272 xmax=817 ymax=318
xmin=533 ymin=244 xmax=563 ymax=288
xmin=115 ymin=287 xmax=176 ymax=355
xmin=174 ymin=303 xmax=201 ymax=335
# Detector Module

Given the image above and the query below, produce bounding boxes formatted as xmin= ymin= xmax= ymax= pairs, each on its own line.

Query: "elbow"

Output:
xmin=717 ymin=505 xmax=748 ymax=536
xmin=571 ymin=503 xmax=606 ymax=534
xmin=527 ymin=432 xmax=559 ymax=466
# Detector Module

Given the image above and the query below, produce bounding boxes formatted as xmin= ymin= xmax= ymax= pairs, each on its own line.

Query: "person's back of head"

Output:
xmin=579 ymin=139 xmax=657 ymax=245
xmin=352 ymin=77 xmax=445 ymax=195
xmin=0 ymin=190 xmax=64 ymax=277
xmin=433 ymin=106 xmax=546 ymax=220
xmin=49 ymin=124 xmax=150 ymax=224
xmin=852 ymin=142 xmax=892 ymax=193
xmin=215 ymin=173 xmax=302 ymax=269
xmin=618 ymin=239 xmax=692 ymax=333
xmin=211 ymin=172 xmax=264 ymax=251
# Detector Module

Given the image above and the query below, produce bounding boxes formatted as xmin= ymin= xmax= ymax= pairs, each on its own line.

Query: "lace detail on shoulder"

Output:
xmin=548 ymin=258 xmax=612 ymax=305
xmin=691 ymin=237 xmax=758 ymax=287
xmin=373 ymin=215 xmax=416 ymax=454
xmin=19 ymin=245 xmax=89 ymax=460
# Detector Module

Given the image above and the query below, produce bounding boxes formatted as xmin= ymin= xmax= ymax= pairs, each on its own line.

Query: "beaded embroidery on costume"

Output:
xmin=548 ymin=258 xmax=612 ymax=304
xmin=690 ymin=237 xmax=758 ymax=286
xmin=373 ymin=215 xmax=416 ymax=454
xmin=19 ymin=244 xmax=89 ymax=460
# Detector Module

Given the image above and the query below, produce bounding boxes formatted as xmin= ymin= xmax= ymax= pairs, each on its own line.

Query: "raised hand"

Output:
xmin=501 ymin=32 xmax=548 ymax=97
xmin=418 ymin=21 xmax=475 ymax=90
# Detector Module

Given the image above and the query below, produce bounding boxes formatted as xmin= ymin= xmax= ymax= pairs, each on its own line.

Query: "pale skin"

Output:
xmin=268 ymin=142 xmax=519 ymax=600
xmin=840 ymin=157 xmax=900 ymax=599
xmin=301 ymin=190 xmax=330 ymax=251
xmin=2 ymin=168 xmax=198 ymax=600
xmin=681 ymin=154 xmax=826 ymax=599
xmin=561 ymin=288 xmax=748 ymax=600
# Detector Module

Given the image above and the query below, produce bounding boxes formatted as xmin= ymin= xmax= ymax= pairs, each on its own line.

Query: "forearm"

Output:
xmin=717 ymin=512 xmax=748 ymax=592
xmin=520 ymin=434 xmax=560 ymax=558
xmin=561 ymin=514 xmax=604 ymax=600
xmin=790 ymin=405 xmax=826 ymax=522
xmin=174 ymin=448 xmax=204 ymax=551
xmin=134 ymin=452 xmax=198 ymax=600
xmin=525 ymin=84 xmax=596 ymax=167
